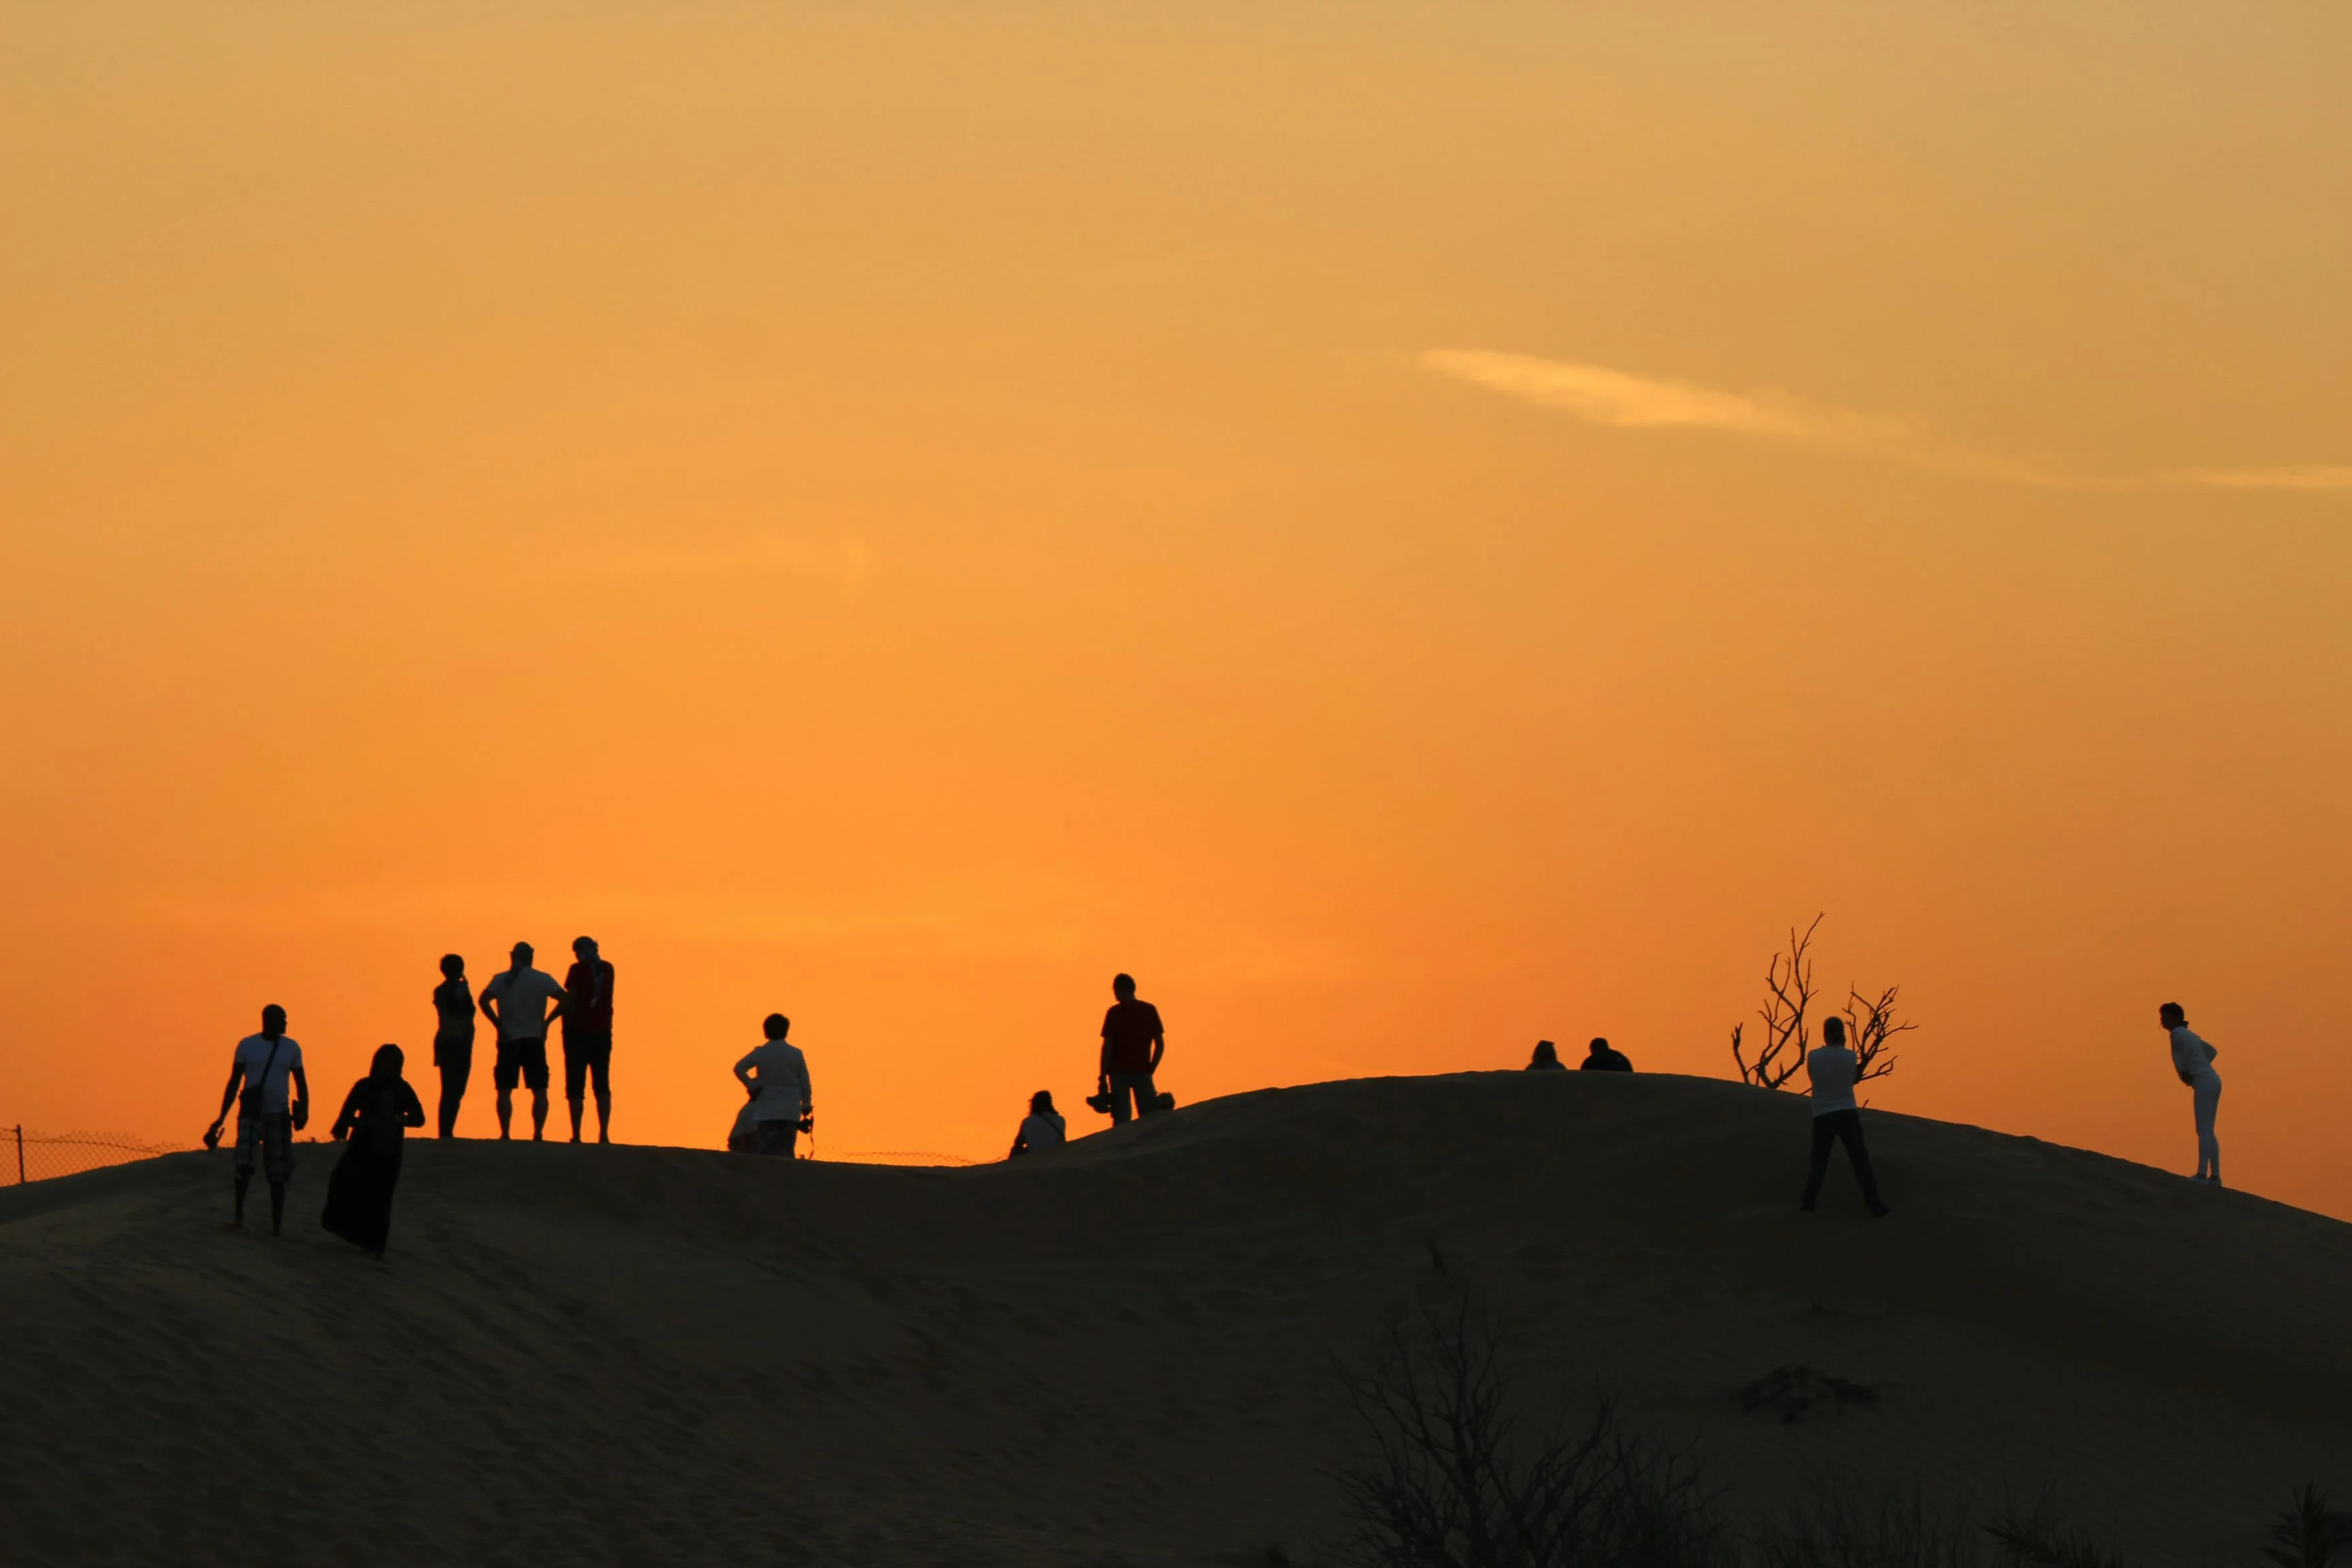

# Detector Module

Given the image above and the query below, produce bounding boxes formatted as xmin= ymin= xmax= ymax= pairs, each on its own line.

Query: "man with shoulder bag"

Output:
xmin=206 ymin=1004 xmax=311 ymax=1235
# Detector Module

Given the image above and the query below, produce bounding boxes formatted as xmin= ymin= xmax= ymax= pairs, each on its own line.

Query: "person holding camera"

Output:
xmin=734 ymin=1013 xmax=813 ymax=1158
xmin=1096 ymin=973 xmax=1165 ymax=1124
xmin=205 ymin=1004 xmax=311 ymax=1235
xmin=1798 ymin=1015 xmax=1890 ymax=1218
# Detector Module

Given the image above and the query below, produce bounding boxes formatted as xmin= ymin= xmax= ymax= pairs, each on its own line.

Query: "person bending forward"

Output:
xmin=2161 ymin=1002 xmax=2222 ymax=1185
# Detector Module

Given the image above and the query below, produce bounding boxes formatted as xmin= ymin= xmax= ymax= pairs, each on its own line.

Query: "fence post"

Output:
xmin=13 ymin=1125 xmax=21 ymax=1186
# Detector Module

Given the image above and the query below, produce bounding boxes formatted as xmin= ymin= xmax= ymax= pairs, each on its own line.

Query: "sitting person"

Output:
xmin=1580 ymin=1036 xmax=1633 ymax=1072
xmin=1524 ymin=1040 xmax=1567 ymax=1071
xmin=1009 ymin=1090 xmax=1066 ymax=1158
xmin=321 ymin=1044 xmax=427 ymax=1260
xmin=725 ymin=1099 xmax=759 ymax=1154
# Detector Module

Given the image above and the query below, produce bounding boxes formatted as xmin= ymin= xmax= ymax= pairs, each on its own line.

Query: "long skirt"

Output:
xmin=321 ymin=1139 xmax=404 ymax=1255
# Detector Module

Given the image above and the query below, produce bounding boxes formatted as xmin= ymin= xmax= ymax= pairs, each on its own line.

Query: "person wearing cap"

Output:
xmin=561 ymin=936 xmax=617 ymax=1144
xmin=478 ymin=941 xmax=566 ymax=1141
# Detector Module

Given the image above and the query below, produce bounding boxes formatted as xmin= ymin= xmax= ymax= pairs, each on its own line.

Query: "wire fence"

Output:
xmin=5 ymin=1126 xmax=186 ymax=1186
xmin=806 ymin=1147 xmax=982 ymax=1168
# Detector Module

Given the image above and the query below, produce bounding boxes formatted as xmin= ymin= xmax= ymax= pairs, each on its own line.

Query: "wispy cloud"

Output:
xmin=1424 ymin=348 xmax=2348 ymax=496
xmin=1421 ymin=350 xmax=1908 ymax=446
xmin=2166 ymin=466 xmax=2352 ymax=492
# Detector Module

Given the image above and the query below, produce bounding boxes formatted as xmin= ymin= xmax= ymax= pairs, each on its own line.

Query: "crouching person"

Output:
xmin=734 ymin=1014 xmax=813 ymax=1158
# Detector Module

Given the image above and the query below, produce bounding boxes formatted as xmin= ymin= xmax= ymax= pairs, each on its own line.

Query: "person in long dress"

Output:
xmin=323 ymin=1044 xmax=427 ymax=1259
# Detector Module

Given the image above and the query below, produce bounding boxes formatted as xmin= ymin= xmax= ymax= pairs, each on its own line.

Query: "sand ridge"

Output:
xmin=3 ymin=1071 xmax=2348 ymax=1565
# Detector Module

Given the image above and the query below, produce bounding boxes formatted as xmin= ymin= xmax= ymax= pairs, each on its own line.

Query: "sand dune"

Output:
xmin=4 ymin=1071 xmax=2348 ymax=1565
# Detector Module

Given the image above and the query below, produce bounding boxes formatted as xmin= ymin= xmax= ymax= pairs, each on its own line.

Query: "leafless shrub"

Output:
xmin=1731 ymin=917 xmax=1821 ymax=1092
xmin=1334 ymin=1290 xmax=1720 ymax=1568
xmin=1733 ymin=918 xmax=1917 ymax=1092
xmin=1842 ymin=985 xmax=1915 ymax=1086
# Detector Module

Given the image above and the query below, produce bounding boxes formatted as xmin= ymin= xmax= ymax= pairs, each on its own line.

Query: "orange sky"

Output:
xmin=5 ymin=4 xmax=2351 ymax=1203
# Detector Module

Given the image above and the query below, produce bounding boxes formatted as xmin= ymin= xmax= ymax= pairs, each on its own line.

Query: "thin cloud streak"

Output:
xmin=2168 ymin=466 xmax=2352 ymax=492
xmin=1421 ymin=350 xmax=1909 ymax=445
xmin=1426 ymin=348 xmax=2348 ymax=496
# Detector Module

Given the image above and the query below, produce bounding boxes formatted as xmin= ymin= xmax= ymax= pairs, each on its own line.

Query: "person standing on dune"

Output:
xmin=561 ymin=936 xmax=616 ymax=1145
xmin=1799 ymin=1015 xmax=1890 ymax=1218
xmin=431 ymin=953 xmax=475 ymax=1139
xmin=205 ymin=1004 xmax=310 ymax=1235
xmin=2161 ymin=1002 xmax=2222 ymax=1186
xmin=478 ymin=942 xmax=566 ymax=1142
xmin=1097 ymin=973 xmax=1166 ymax=1124
xmin=322 ymin=1044 xmax=427 ymax=1259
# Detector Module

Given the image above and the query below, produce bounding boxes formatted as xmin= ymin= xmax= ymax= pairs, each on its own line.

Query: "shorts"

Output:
xmin=494 ymin=1036 xmax=550 ymax=1092
xmin=235 ymin=1111 xmax=294 ymax=1182
xmin=563 ymin=1032 xmax=612 ymax=1100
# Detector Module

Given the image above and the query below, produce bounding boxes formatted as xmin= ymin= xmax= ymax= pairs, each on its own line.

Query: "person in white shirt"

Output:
xmin=1009 ymin=1090 xmax=1066 ymax=1158
xmin=2160 ymin=1002 xmax=2223 ymax=1185
xmin=733 ymin=1013 xmax=813 ymax=1158
xmin=478 ymin=942 xmax=568 ymax=1142
xmin=1798 ymin=1016 xmax=1891 ymax=1218
xmin=204 ymin=1004 xmax=312 ymax=1235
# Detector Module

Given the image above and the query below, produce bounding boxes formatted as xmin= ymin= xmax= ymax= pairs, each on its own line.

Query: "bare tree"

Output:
xmin=1842 ymin=983 xmax=1915 ymax=1085
xmin=1730 ymin=915 xmax=1821 ymax=1092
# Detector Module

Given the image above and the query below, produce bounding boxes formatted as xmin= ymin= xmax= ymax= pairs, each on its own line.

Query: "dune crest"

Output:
xmin=3 ymin=1072 xmax=2347 ymax=1565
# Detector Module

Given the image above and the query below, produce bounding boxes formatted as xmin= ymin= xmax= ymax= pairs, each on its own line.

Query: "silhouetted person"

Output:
xmin=1580 ymin=1037 xmax=1633 ymax=1073
xmin=2161 ymin=1002 xmax=2222 ymax=1185
xmin=205 ymin=1004 xmax=310 ymax=1235
xmin=321 ymin=1044 xmax=426 ymax=1260
xmin=1009 ymin=1090 xmax=1066 ymax=1158
xmin=1524 ymin=1040 xmax=1565 ymax=1071
xmin=1097 ymin=973 xmax=1165 ymax=1124
xmin=1799 ymin=1017 xmax=1889 ymax=1216
xmin=734 ymin=1013 xmax=813 ymax=1158
xmin=561 ymin=936 xmax=616 ymax=1145
xmin=431 ymin=953 xmax=475 ymax=1138
xmin=479 ymin=941 xmax=566 ymax=1141
xmin=725 ymin=1100 xmax=759 ymax=1154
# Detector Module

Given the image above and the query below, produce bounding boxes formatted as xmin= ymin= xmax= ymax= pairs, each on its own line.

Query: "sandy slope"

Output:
xmin=3 ymin=1071 xmax=2348 ymax=1566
